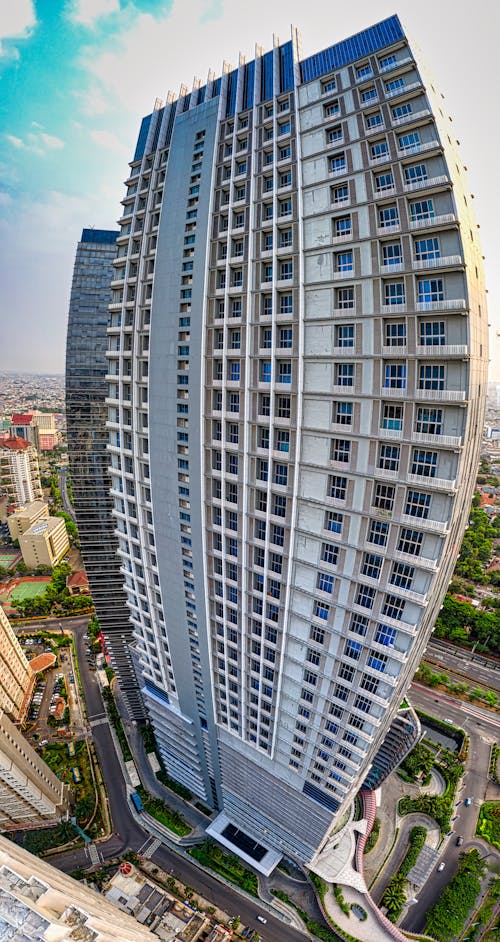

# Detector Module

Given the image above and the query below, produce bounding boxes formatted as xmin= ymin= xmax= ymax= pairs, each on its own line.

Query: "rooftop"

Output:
xmin=0 ymin=436 xmax=31 ymax=452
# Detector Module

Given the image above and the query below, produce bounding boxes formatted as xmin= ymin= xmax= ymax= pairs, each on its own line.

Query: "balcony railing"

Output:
xmin=416 ymin=344 xmax=468 ymax=357
xmin=406 ymin=471 xmax=456 ymax=491
xmin=399 ymin=513 xmax=449 ymax=534
xmin=404 ymin=174 xmax=450 ymax=192
xmin=398 ymin=139 xmax=441 ymax=156
xmin=379 ymin=55 xmax=413 ymax=73
xmin=391 ymin=108 xmax=430 ymax=128
xmin=412 ymin=254 xmax=463 ymax=270
xmin=414 ymin=388 xmax=467 ymax=402
xmin=415 ymin=298 xmax=467 ymax=312
xmin=411 ymin=431 xmax=463 ymax=448
xmin=409 ymin=212 xmax=457 ymax=229
xmin=385 ymin=80 xmax=422 ymax=98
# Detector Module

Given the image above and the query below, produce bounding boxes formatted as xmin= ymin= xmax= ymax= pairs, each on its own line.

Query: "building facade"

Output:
xmin=7 ymin=500 xmax=49 ymax=542
xmin=107 ymin=16 xmax=487 ymax=869
xmin=18 ymin=515 xmax=69 ymax=569
xmin=66 ymin=228 xmax=145 ymax=719
xmin=0 ymin=437 xmax=42 ymax=509
xmin=0 ymin=605 xmax=69 ymax=828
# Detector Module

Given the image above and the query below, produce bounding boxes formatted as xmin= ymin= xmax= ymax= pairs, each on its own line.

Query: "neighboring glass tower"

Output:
xmin=107 ymin=17 xmax=487 ymax=871
xmin=66 ymin=229 xmax=145 ymax=720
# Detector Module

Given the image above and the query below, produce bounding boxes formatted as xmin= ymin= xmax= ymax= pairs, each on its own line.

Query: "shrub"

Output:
xmin=364 ymin=817 xmax=381 ymax=853
xmin=425 ymin=851 xmax=486 ymax=941
xmin=476 ymin=802 xmax=500 ymax=851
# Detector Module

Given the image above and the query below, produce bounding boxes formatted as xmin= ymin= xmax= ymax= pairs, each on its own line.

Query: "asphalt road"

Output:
xmin=58 ymin=468 xmax=77 ymax=523
xmin=28 ymin=616 xmax=307 ymax=942
xmin=402 ymin=684 xmax=500 ymax=933
xmin=425 ymin=638 xmax=500 ymax=693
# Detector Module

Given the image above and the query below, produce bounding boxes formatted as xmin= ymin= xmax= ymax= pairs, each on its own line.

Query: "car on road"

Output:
xmin=437 ymin=862 xmax=445 ymax=872
xmin=256 ymin=915 xmax=267 ymax=924
xmin=456 ymin=836 xmax=464 ymax=846
xmin=464 ymin=797 xmax=472 ymax=807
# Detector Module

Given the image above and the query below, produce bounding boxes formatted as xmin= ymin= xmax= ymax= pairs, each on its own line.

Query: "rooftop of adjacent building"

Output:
xmin=0 ymin=436 xmax=31 ymax=452
xmin=8 ymin=500 xmax=48 ymax=519
xmin=11 ymin=414 xmax=33 ymax=425
xmin=81 ymin=228 xmax=118 ymax=244
xmin=23 ymin=516 xmax=65 ymax=537
xmin=66 ymin=571 xmax=89 ymax=589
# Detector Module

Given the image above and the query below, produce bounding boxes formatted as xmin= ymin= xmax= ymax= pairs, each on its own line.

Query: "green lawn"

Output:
xmin=0 ymin=552 xmax=19 ymax=567
xmin=476 ymin=801 xmax=500 ymax=850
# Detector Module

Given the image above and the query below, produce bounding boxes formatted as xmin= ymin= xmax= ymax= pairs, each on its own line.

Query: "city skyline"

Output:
xmin=0 ymin=0 xmax=499 ymax=378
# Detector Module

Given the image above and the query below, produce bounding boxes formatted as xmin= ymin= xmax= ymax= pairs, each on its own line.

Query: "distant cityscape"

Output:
xmin=1 ymin=14 xmax=499 ymax=942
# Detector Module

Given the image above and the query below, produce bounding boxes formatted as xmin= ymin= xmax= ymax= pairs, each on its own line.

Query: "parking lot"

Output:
xmin=20 ymin=634 xmax=87 ymax=745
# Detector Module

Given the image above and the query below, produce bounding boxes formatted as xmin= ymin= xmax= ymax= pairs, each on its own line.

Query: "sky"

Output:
xmin=0 ymin=0 xmax=499 ymax=377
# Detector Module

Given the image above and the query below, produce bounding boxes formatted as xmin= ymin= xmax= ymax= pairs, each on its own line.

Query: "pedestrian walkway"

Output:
xmin=143 ymin=837 xmax=161 ymax=859
xmin=87 ymin=843 xmax=100 ymax=866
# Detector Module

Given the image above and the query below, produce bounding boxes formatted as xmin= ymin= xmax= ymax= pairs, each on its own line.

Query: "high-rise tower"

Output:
xmin=107 ymin=16 xmax=487 ymax=870
xmin=0 ymin=437 xmax=42 ymax=509
xmin=66 ymin=229 xmax=145 ymax=719
xmin=0 ymin=605 xmax=69 ymax=828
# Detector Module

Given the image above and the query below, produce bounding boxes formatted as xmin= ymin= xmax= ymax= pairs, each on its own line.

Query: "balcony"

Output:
xmin=378 ymin=427 xmax=403 ymax=440
xmin=412 ymin=431 xmax=463 ymax=448
xmin=391 ymin=108 xmax=431 ymax=128
xmin=331 ymin=232 xmax=353 ymax=244
xmin=415 ymin=298 xmax=467 ymax=312
xmin=332 ymin=269 xmax=354 ymax=280
xmin=376 ymin=221 xmax=401 ymax=236
xmin=385 ymin=80 xmax=422 ymax=99
xmin=381 ymin=303 xmax=407 ymax=314
xmin=404 ymin=174 xmax=450 ymax=193
xmin=412 ymin=254 xmax=464 ymax=270
xmin=406 ymin=471 xmax=456 ymax=492
xmin=379 ymin=55 xmax=414 ymax=73
xmin=380 ymin=261 xmax=405 ymax=274
xmin=381 ymin=345 xmax=407 ymax=357
xmin=399 ymin=513 xmax=449 ymax=534
xmin=416 ymin=344 xmax=468 ymax=357
xmin=394 ymin=548 xmax=438 ymax=571
xmin=381 ymin=386 xmax=406 ymax=398
xmin=414 ymin=388 xmax=467 ymax=402
xmin=398 ymin=139 xmax=441 ymax=157
xmin=409 ymin=212 xmax=457 ymax=230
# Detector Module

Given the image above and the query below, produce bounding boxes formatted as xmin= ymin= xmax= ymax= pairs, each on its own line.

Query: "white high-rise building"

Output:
xmin=106 ymin=16 xmax=487 ymax=872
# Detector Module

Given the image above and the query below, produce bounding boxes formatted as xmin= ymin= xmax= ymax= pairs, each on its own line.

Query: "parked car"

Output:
xmin=256 ymin=915 xmax=267 ymax=924
xmin=456 ymin=836 xmax=464 ymax=846
xmin=437 ymin=862 xmax=445 ymax=872
xmin=464 ymin=797 xmax=472 ymax=807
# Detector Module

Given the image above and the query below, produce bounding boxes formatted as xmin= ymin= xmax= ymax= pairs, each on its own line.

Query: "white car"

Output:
xmin=437 ymin=862 xmax=445 ymax=872
xmin=256 ymin=915 xmax=267 ymax=924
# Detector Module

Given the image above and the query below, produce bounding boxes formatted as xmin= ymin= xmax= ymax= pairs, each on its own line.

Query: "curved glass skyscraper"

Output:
xmin=106 ymin=16 xmax=487 ymax=871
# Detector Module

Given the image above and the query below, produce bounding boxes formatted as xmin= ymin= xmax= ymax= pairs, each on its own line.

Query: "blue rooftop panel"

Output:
xmin=81 ymin=229 xmax=117 ymax=244
xmin=300 ymin=15 xmax=404 ymax=83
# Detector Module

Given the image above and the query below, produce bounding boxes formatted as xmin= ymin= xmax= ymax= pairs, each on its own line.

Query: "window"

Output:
xmin=405 ymin=489 xmax=431 ymax=518
xmin=386 ymin=77 xmax=405 ymax=93
xmin=256 ymin=490 xmax=267 ymax=513
xmin=278 ymin=361 xmax=292 ymax=384
xmin=339 ymin=662 xmax=355 ymax=681
xmin=354 ymin=694 xmax=372 ymax=714
xmin=326 ymin=511 xmax=343 ymax=533
xmin=325 ymin=99 xmax=340 ymax=117
xmin=336 ymin=286 xmax=354 ymax=310
xmin=345 ymin=639 xmax=363 ymax=661
xmin=385 ymin=321 xmax=406 ymax=346
xmin=415 ymin=407 xmax=443 ymax=434
xmin=304 ymin=669 xmax=318 ymax=686
xmin=280 ymin=294 xmax=293 ymax=315
xmin=375 ymin=171 xmax=394 ymax=192
xmin=381 ymin=404 xmax=403 ymax=434
xmin=356 ymin=584 xmax=376 ymax=609
xmin=276 ymin=395 xmax=291 ymax=418
xmin=228 ymin=361 xmax=240 ymax=382
xmin=383 ymin=593 xmax=406 ymax=620
xmin=279 ymin=260 xmax=293 ymax=281
xmin=379 ymin=204 xmax=399 ymax=228
xmin=336 ymin=363 xmax=354 ymax=386
xmin=322 ymin=78 xmax=337 ymax=93
xmin=399 ymin=131 xmax=421 ymax=151
xmin=382 ymin=241 xmax=403 ymax=267
xmin=375 ymin=623 xmax=396 ymax=647
xmin=257 ymin=458 xmax=269 ymax=482
xmin=384 ymin=363 xmax=406 ymax=388
xmin=405 ymin=162 xmax=428 ymax=184
xmin=366 ymin=111 xmax=383 ymax=129
xmin=260 ymin=327 xmax=272 ymax=349
xmin=410 ymin=199 xmax=435 ymax=222
xmin=279 ymin=170 xmax=292 ymax=187
xmin=322 ymin=542 xmax=339 ymax=565
xmin=362 ymin=670 xmax=382 ymax=689
xmin=274 ymin=463 xmax=288 ymax=487
xmin=391 ymin=562 xmax=414 ymax=589
xmin=373 ymin=482 xmax=395 ymax=511
xmin=361 ymin=85 xmax=377 ymax=102
xmin=231 ymin=298 xmax=242 ymax=318
xmin=334 ymin=215 xmax=352 ymax=237
xmin=263 ymin=233 xmax=273 ymax=252
xmin=227 ymin=453 xmax=238 ymax=475
xmin=227 ymin=422 xmax=239 ymax=444
xmin=419 ymin=364 xmax=445 ymax=390
xmin=228 ymin=392 xmax=239 ymax=413
xmin=334 ymin=401 xmax=353 ymax=425
xmin=398 ymin=528 xmax=423 ymax=556
xmin=332 ymin=438 xmax=351 ymax=463
xmin=393 ymin=102 xmax=412 ymax=119
xmin=371 ymin=139 xmax=389 ymax=159
xmin=415 ymin=237 xmax=440 ymax=261
xmin=378 ymin=443 xmax=399 ymax=471
xmin=260 ymin=360 xmax=271 ymax=383
xmin=279 ymin=327 xmax=293 ymax=349
xmin=318 ymin=572 xmax=335 ymax=594
xmin=279 ymin=229 xmax=293 ymax=248
xmin=262 ymin=263 xmax=273 ymax=283
xmin=272 ymin=524 xmax=285 ymax=546
xmin=418 ymin=278 xmax=444 ymax=303
xmin=362 ymin=552 xmax=383 ymax=579
xmin=327 ymin=124 xmax=343 ymax=144
xmin=275 ymin=430 xmax=290 ymax=453
xmin=329 ymin=152 xmax=346 ymax=173
xmin=379 ymin=54 xmax=397 ymax=69
xmin=420 ymin=320 xmax=446 ymax=345
xmin=334 ymin=683 xmax=349 ymax=702
xmin=279 ymin=198 xmax=292 ymax=217
xmin=411 ymin=449 xmax=438 ymax=477
xmin=384 ymin=281 xmax=405 ymax=305
xmin=336 ymin=250 xmax=353 ymax=273
xmin=272 ymin=494 xmax=287 ymax=517
xmin=350 ymin=613 xmax=368 ymax=636
xmin=368 ymin=519 xmax=389 ymax=546
xmin=279 ymin=144 xmax=291 ymax=161
xmin=332 ymin=183 xmax=349 ymax=204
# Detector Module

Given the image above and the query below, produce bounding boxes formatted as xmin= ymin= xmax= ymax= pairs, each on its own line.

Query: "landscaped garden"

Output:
xmin=425 ymin=850 xmax=487 ymax=942
xmin=476 ymin=801 xmax=500 ymax=851
xmin=189 ymin=839 xmax=258 ymax=896
xmin=136 ymin=785 xmax=190 ymax=837
xmin=41 ymin=739 xmax=100 ymax=833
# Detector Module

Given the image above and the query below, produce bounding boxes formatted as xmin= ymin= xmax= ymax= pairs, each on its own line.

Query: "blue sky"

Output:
xmin=1 ymin=0 xmax=498 ymax=377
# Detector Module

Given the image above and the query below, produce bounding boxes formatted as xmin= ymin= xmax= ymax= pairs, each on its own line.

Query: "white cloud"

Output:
xmin=73 ymin=85 xmax=110 ymax=116
xmin=0 ymin=0 xmax=36 ymax=42
xmin=89 ymin=128 xmax=128 ymax=156
xmin=67 ymin=0 xmax=120 ymax=28
xmin=4 ymin=129 xmax=64 ymax=155
xmin=0 ymin=192 xmax=13 ymax=207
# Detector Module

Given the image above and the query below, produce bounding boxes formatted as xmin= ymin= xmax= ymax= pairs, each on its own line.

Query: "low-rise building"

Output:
xmin=19 ymin=516 xmax=69 ymax=568
xmin=7 ymin=499 xmax=49 ymax=542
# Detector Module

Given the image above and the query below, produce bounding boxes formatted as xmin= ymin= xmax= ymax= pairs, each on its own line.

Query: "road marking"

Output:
xmin=90 ymin=717 xmax=108 ymax=728
xmin=87 ymin=843 xmax=101 ymax=866
xmin=143 ymin=837 xmax=161 ymax=859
